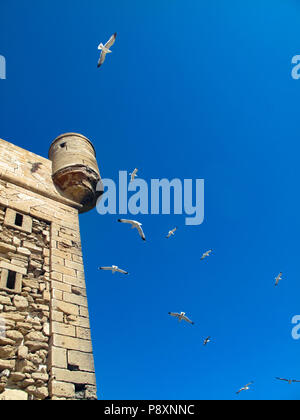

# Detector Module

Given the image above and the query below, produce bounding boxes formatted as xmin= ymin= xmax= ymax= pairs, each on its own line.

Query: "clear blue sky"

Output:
xmin=1 ymin=0 xmax=300 ymax=400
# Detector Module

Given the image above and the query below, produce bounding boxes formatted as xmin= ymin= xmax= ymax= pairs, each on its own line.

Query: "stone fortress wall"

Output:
xmin=0 ymin=135 xmax=100 ymax=400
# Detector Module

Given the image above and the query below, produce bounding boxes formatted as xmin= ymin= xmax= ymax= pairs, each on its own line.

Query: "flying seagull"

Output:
xmin=236 ymin=382 xmax=254 ymax=395
xmin=98 ymin=265 xmax=128 ymax=275
xmin=201 ymin=250 xmax=212 ymax=260
xmin=166 ymin=227 xmax=178 ymax=238
xmin=168 ymin=312 xmax=194 ymax=325
xmin=203 ymin=336 xmax=211 ymax=346
xmin=129 ymin=168 xmax=138 ymax=183
xmin=118 ymin=219 xmax=146 ymax=241
xmin=275 ymin=378 xmax=300 ymax=384
xmin=275 ymin=272 xmax=283 ymax=287
xmin=97 ymin=32 xmax=117 ymax=68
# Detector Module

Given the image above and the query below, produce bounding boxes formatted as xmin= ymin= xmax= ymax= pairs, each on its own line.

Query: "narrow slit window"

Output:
xmin=6 ymin=271 xmax=17 ymax=290
xmin=4 ymin=209 xmax=32 ymax=233
xmin=14 ymin=213 xmax=24 ymax=227
xmin=0 ymin=269 xmax=22 ymax=293
xmin=68 ymin=364 xmax=80 ymax=371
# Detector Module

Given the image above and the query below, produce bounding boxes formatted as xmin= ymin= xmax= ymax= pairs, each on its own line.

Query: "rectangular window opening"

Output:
xmin=6 ymin=271 xmax=17 ymax=290
xmin=14 ymin=213 xmax=24 ymax=227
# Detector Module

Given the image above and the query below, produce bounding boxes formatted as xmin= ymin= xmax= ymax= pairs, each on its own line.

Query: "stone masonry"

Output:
xmin=0 ymin=134 xmax=100 ymax=400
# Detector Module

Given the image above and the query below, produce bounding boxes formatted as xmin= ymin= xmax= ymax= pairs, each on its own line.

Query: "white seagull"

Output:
xmin=168 ymin=312 xmax=194 ymax=325
xmin=276 ymin=377 xmax=300 ymax=384
xmin=203 ymin=336 xmax=211 ymax=346
xmin=166 ymin=227 xmax=178 ymax=239
xmin=98 ymin=265 xmax=128 ymax=275
xmin=236 ymin=382 xmax=254 ymax=395
xmin=129 ymin=168 xmax=138 ymax=183
xmin=118 ymin=219 xmax=146 ymax=241
xmin=275 ymin=272 xmax=283 ymax=287
xmin=97 ymin=32 xmax=117 ymax=68
xmin=201 ymin=249 xmax=212 ymax=260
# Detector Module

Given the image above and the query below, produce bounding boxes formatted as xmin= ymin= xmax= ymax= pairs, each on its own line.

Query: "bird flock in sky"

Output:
xmin=96 ymin=33 xmax=297 ymax=398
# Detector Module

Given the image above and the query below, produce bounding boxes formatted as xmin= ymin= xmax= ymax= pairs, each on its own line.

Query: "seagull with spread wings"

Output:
xmin=203 ymin=336 xmax=211 ymax=346
xmin=166 ymin=227 xmax=178 ymax=238
xmin=97 ymin=32 xmax=117 ymax=68
xmin=275 ymin=377 xmax=300 ymax=384
xmin=201 ymin=249 xmax=212 ymax=260
xmin=118 ymin=219 xmax=146 ymax=241
xmin=236 ymin=382 xmax=254 ymax=395
xmin=275 ymin=272 xmax=283 ymax=287
xmin=98 ymin=265 xmax=128 ymax=275
xmin=168 ymin=312 xmax=194 ymax=325
xmin=129 ymin=168 xmax=138 ymax=183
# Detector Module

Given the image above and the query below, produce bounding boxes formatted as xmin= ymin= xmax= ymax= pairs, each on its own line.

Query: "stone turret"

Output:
xmin=48 ymin=133 xmax=102 ymax=214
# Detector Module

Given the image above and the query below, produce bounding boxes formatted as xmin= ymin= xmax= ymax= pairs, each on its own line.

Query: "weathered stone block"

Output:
xmin=52 ymin=334 xmax=92 ymax=352
xmin=0 ymin=358 xmax=15 ymax=370
xmin=52 ymin=367 xmax=96 ymax=386
xmin=68 ymin=350 xmax=95 ymax=373
xmin=6 ymin=329 xmax=23 ymax=342
xmin=0 ymin=389 xmax=28 ymax=400
xmin=49 ymin=346 xmax=67 ymax=369
xmin=49 ymin=380 xmax=75 ymax=398
xmin=52 ymin=299 xmax=79 ymax=316
xmin=51 ymin=321 xmax=75 ymax=337
xmin=13 ymin=295 xmax=29 ymax=310
xmin=63 ymin=292 xmax=87 ymax=307
xmin=0 ymin=241 xmax=16 ymax=254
